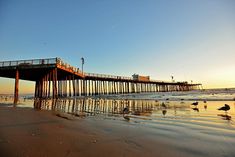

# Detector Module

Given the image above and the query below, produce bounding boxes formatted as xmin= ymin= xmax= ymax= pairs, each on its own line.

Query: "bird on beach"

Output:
xmin=180 ymin=99 xmax=185 ymax=104
xmin=123 ymin=107 xmax=129 ymax=114
xmin=218 ymin=104 xmax=230 ymax=112
xmin=191 ymin=102 xmax=199 ymax=106
xmin=203 ymin=100 xmax=207 ymax=109
xmin=191 ymin=102 xmax=199 ymax=111
xmin=123 ymin=107 xmax=130 ymax=121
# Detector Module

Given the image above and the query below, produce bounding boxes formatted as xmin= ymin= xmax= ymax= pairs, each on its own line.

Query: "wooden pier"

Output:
xmin=0 ymin=58 xmax=201 ymax=104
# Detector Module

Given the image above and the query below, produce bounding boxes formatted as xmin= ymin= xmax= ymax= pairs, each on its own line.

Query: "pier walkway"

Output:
xmin=0 ymin=58 xmax=201 ymax=104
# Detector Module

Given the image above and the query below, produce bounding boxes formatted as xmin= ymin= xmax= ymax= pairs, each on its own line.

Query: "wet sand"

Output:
xmin=0 ymin=102 xmax=235 ymax=157
xmin=0 ymin=104 xmax=176 ymax=157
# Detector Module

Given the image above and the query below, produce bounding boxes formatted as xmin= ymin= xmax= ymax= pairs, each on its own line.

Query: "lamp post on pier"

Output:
xmin=81 ymin=57 xmax=84 ymax=75
xmin=81 ymin=57 xmax=85 ymax=96
xmin=171 ymin=75 xmax=174 ymax=82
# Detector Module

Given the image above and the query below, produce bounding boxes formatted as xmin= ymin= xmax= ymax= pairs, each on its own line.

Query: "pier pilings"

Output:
xmin=34 ymin=75 xmax=201 ymax=99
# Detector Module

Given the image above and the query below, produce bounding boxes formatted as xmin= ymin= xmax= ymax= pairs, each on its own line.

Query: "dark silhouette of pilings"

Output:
xmin=13 ymin=69 xmax=19 ymax=104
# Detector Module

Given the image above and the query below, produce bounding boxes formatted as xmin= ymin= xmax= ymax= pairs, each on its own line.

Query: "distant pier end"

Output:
xmin=0 ymin=58 xmax=202 ymax=104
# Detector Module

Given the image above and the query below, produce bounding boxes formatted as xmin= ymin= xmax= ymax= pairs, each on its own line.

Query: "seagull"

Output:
xmin=123 ymin=107 xmax=129 ymax=114
xmin=180 ymin=99 xmax=185 ymax=104
xmin=123 ymin=107 xmax=130 ymax=121
xmin=191 ymin=102 xmax=199 ymax=106
xmin=218 ymin=104 xmax=230 ymax=112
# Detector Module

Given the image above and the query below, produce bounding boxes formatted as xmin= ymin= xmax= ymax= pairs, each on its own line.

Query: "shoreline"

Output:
xmin=1 ymin=89 xmax=235 ymax=102
xmin=1 ymin=96 xmax=235 ymax=102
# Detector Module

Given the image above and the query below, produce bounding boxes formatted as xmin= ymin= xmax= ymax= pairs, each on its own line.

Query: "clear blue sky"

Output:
xmin=0 ymin=0 xmax=235 ymax=93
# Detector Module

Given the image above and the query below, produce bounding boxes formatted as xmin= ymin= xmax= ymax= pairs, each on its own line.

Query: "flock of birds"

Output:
xmin=122 ymin=99 xmax=231 ymax=121
xmin=190 ymin=101 xmax=231 ymax=120
xmin=191 ymin=101 xmax=230 ymax=112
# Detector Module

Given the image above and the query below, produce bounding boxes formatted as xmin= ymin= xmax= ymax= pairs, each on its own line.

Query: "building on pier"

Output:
xmin=132 ymin=74 xmax=150 ymax=81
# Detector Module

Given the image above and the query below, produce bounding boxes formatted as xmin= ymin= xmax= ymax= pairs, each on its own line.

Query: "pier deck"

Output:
xmin=0 ymin=58 xmax=201 ymax=103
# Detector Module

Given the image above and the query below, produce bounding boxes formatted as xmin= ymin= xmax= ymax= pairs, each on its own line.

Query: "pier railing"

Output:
xmin=85 ymin=73 xmax=197 ymax=84
xmin=0 ymin=58 xmax=57 ymax=67
xmin=0 ymin=58 xmax=82 ymax=74
xmin=85 ymin=72 xmax=132 ymax=80
xmin=56 ymin=58 xmax=82 ymax=74
xmin=0 ymin=57 xmax=199 ymax=85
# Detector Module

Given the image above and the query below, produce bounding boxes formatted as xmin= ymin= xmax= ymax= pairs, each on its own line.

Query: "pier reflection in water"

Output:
xmin=34 ymin=98 xmax=156 ymax=117
xmin=1 ymin=96 xmax=234 ymax=126
xmin=32 ymin=98 xmax=235 ymax=126
xmin=33 ymin=98 xmax=193 ymax=118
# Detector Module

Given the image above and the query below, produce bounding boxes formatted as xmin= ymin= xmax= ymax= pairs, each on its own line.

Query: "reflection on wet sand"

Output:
xmin=192 ymin=107 xmax=199 ymax=112
xmin=33 ymin=98 xmax=195 ymax=119
xmin=32 ymin=98 xmax=235 ymax=125
xmin=34 ymin=98 xmax=155 ymax=117
xmin=162 ymin=109 xmax=167 ymax=116
xmin=217 ymin=114 xmax=232 ymax=120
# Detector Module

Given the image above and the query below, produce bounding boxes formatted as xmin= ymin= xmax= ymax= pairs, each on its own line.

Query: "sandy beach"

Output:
xmin=1 ymin=98 xmax=235 ymax=157
xmin=0 ymin=104 xmax=178 ymax=157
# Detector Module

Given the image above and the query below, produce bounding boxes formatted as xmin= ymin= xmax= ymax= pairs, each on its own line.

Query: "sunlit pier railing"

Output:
xmin=84 ymin=73 xmax=192 ymax=84
xmin=150 ymin=79 xmax=180 ymax=84
xmin=56 ymin=58 xmax=82 ymax=74
xmin=85 ymin=72 xmax=132 ymax=80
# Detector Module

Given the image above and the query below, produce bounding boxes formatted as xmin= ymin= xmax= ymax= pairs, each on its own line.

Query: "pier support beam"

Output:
xmin=14 ymin=69 xmax=19 ymax=104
